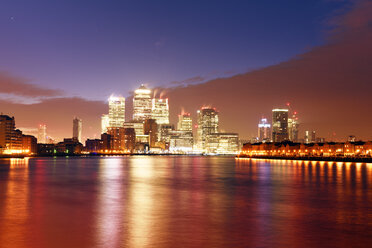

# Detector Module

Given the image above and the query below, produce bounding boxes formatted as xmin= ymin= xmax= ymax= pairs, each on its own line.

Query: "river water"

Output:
xmin=0 ymin=156 xmax=371 ymax=248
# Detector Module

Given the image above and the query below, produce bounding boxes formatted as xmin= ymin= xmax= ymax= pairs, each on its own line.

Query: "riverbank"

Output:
xmin=236 ymin=155 xmax=372 ymax=163
xmin=0 ymin=153 xmax=236 ymax=159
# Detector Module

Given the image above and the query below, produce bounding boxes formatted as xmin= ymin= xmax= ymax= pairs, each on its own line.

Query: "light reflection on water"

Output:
xmin=0 ymin=157 xmax=371 ymax=248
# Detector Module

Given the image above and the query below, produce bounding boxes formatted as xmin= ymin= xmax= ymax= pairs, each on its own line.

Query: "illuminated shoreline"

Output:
xmin=236 ymin=155 xmax=372 ymax=163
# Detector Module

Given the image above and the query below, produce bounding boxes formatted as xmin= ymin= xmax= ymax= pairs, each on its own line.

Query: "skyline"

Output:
xmin=1 ymin=0 xmax=372 ymax=141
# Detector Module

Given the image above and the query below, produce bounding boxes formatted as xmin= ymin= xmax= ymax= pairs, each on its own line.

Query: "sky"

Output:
xmin=0 ymin=0 xmax=371 ymax=141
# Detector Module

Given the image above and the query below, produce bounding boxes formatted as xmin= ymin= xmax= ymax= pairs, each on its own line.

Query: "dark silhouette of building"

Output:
xmin=101 ymin=133 xmax=112 ymax=150
xmin=144 ymin=119 xmax=158 ymax=147
xmin=85 ymin=139 xmax=103 ymax=152
xmin=124 ymin=128 xmax=136 ymax=152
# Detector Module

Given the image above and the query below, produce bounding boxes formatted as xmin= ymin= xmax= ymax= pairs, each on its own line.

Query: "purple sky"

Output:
xmin=1 ymin=0 xmax=371 ymax=142
xmin=0 ymin=0 xmax=348 ymax=101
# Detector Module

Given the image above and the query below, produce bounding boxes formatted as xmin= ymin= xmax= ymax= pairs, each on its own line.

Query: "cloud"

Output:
xmin=170 ymin=76 xmax=206 ymax=86
xmin=0 ymin=72 xmax=62 ymax=98
xmin=162 ymin=0 xmax=372 ymax=141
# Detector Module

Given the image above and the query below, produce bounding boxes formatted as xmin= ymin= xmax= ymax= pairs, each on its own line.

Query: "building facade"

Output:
xmin=206 ymin=133 xmax=239 ymax=154
xmin=133 ymin=84 xmax=152 ymax=121
xmin=258 ymin=118 xmax=271 ymax=142
xmin=288 ymin=118 xmax=299 ymax=142
xmin=73 ymin=117 xmax=82 ymax=142
xmin=108 ymin=96 xmax=125 ymax=127
xmin=101 ymin=114 xmax=109 ymax=134
xmin=152 ymin=98 xmax=169 ymax=125
xmin=272 ymin=109 xmax=289 ymax=142
xmin=38 ymin=124 xmax=47 ymax=144
xmin=0 ymin=115 xmax=15 ymax=150
xmin=22 ymin=135 xmax=37 ymax=154
xmin=197 ymin=108 xmax=219 ymax=151
xmin=177 ymin=113 xmax=192 ymax=132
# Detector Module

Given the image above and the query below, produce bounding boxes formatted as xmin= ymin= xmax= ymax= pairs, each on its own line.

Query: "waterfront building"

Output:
xmin=85 ymin=139 xmax=103 ymax=152
xmin=56 ymin=138 xmax=83 ymax=155
xmin=0 ymin=115 xmax=25 ymax=154
xmin=108 ymin=96 xmax=125 ymax=127
xmin=258 ymin=118 xmax=271 ymax=142
xmin=22 ymin=135 xmax=37 ymax=154
xmin=197 ymin=108 xmax=219 ymax=151
xmin=169 ymin=130 xmax=194 ymax=153
xmin=272 ymin=109 xmax=289 ymax=142
xmin=101 ymin=133 xmax=111 ymax=150
xmin=177 ymin=113 xmax=192 ymax=132
xmin=133 ymin=84 xmax=152 ymax=121
xmin=0 ymin=115 xmax=15 ymax=150
xmin=152 ymin=98 xmax=169 ymax=125
xmin=72 ymin=117 xmax=82 ymax=142
xmin=206 ymin=133 xmax=239 ymax=154
xmin=240 ymin=141 xmax=372 ymax=158
xmin=124 ymin=121 xmax=145 ymax=142
xmin=11 ymin=129 xmax=23 ymax=151
xmin=101 ymin=114 xmax=109 ymax=134
xmin=38 ymin=124 xmax=47 ymax=144
xmin=37 ymin=143 xmax=56 ymax=156
xmin=106 ymin=127 xmax=125 ymax=151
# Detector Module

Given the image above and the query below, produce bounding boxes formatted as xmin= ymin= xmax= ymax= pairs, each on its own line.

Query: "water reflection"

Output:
xmin=0 ymin=158 xmax=30 ymax=247
xmin=235 ymin=158 xmax=372 ymax=247
xmin=96 ymin=158 xmax=126 ymax=247
xmin=0 ymin=157 xmax=371 ymax=248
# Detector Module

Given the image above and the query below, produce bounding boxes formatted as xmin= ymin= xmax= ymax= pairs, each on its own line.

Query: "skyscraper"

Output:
xmin=38 ymin=124 xmax=47 ymax=144
xmin=288 ymin=112 xmax=299 ymax=142
xmin=133 ymin=84 xmax=152 ymax=121
xmin=258 ymin=118 xmax=271 ymax=142
xmin=108 ymin=96 xmax=125 ymax=127
xmin=177 ymin=113 xmax=192 ymax=132
xmin=101 ymin=114 xmax=109 ymax=134
xmin=72 ymin=117 xmax=82 ymax=142
xmin=272 ymin=109 xmax=289 ymax=142
xmin=197 ymin=108 xmax=219 ymax=151
xmin=152 ymin=98 xmax=169 ymax=125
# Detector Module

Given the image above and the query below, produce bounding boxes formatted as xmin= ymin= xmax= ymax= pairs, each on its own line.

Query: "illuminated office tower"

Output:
xmin=288 ymin=113 xmax=299 ymax=142
xmin=258 ymin=118 xmax=271 ymax=142
xmin=108 ymin=96 xmax=125 ymax=127
xmin=133 ymin=84 xmax=152 ymax=121
xmin=101 ymin=114 xmax=109 ymax=134
xmin=272 ymin=109 xmax=289 ymax=142
xmin=152 ymin=98 xmax=169 ymax=125
xmin=177 ymin=113 xmax=192 ymax=132
xmin=72 ymin=117 xmax=82 ymax=142
xmin=197 ymin=108 xmax=219 ymax=151
xmin=38 ymin=124 xmax=47 ymax=144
